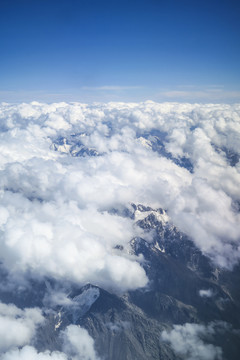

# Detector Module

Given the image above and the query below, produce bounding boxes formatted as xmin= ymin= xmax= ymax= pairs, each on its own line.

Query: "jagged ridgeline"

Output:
xmin=0 ymin=102 xmax=240 ymax=359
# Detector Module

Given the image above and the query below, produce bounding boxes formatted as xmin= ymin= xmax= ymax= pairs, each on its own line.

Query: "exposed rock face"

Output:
xmin=19 ymin=204 xmax=239 ymax=360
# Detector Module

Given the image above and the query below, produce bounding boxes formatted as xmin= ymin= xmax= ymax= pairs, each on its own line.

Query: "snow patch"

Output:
xmin=134 ymin=209 xmax=169 ymax=224
xmin=154 ymin=241 xmax=165 ymax=253
xmin=54 ymin=312 xmax=62 ymax=331
xmin=52 ymin=138 xmax=71 ymax=154
xmin=137 ymin=137 xmax=152 ymax=148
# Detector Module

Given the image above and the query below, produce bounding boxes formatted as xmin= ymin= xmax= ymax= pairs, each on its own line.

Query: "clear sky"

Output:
xmin=0 ymin=0 xmax=240 ymax=103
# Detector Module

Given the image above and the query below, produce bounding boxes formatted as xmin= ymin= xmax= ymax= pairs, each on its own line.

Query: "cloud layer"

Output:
xmin=161 ymin=322 xmax=224 ymax=360
xmin=0 ymin=101 xmax=240 ymax=295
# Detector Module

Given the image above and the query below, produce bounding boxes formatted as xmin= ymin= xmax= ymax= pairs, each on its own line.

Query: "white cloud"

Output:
xmin=82 ymin=85 xmax=143 ymax=91
xmin=0 ymin=346 xmax=67 ymax=360
xmin=199 ymin=289 xmax=213 ymax=298
xmin=62 ymin=325 xmax=100 ymax=360
xmin=161 ymin=322 xmax=223 ymax=360
xmin=0 ymin=302 xmax=44 ymax=352
xmin=0 ymin=301 xmax=99 ymax=360
xmin=0 ymin=101 xmax=240 ymax=296
xmin=0 ymin=326 xmax=100 ymax=360
xmin=0 ymin=191 xmax=147 ymax=291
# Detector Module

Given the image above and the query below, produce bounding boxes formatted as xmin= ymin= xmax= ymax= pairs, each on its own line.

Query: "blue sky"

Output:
xmin=0 ymin=0 xmax=240 ymax=102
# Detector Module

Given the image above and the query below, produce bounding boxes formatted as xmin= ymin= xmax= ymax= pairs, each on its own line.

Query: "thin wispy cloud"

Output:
xmin=158 ymin=88 xmax=240 ymax=102
xmin=82 ymin=86 xmax=144 ymax=91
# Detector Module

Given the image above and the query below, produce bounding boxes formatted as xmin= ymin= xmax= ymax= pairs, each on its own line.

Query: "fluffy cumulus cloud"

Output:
xmin=0 ymin=302 xmax=44 ymax=353
xmin=161 ymin=322 xmax=223 ymax=360
xmin=0 ymin=324 xmax=99 ymax=360
xmin=0 ymin=347 xmax=67 ymax=360
xmin=0 ymin=101 xmax=240 ymax=295
xmin=0 ymin=301 xmax=99 ymax=360
xmin=61 ymin=324 xmax=100 ymax=360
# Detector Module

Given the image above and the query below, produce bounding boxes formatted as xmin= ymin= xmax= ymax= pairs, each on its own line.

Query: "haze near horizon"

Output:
xmin=1 ymin=0 xmax=240 ymax=103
